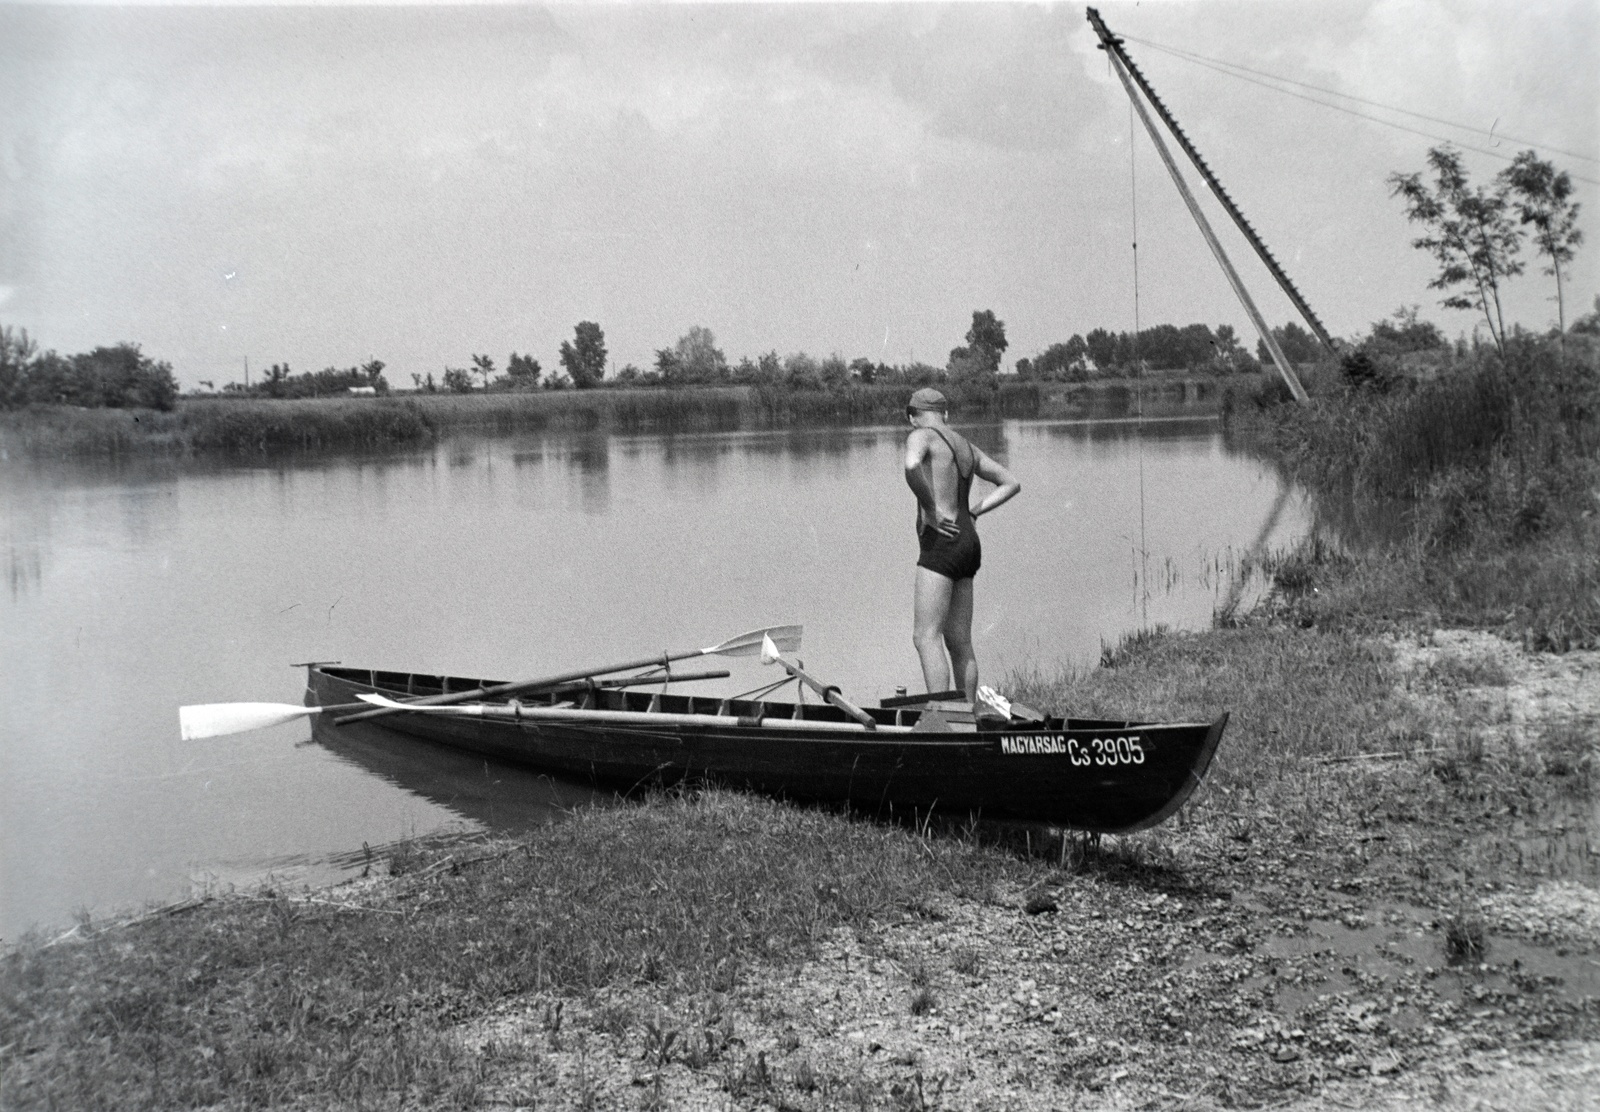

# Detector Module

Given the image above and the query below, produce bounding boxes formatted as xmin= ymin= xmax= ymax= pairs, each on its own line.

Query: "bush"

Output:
xmin=0 ymin=335 xmax=179 ymax=412
xmin=1231 ymin=334 xmax=1600 ymax=647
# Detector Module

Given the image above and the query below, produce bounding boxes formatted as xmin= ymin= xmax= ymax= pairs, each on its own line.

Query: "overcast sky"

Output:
xmin=2 ymin=1 xmax=1595 ymax=388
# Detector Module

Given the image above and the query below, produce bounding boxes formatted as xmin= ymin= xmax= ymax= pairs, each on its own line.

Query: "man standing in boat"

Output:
xmin=903 ymin=387 xmax=1021 ymax=701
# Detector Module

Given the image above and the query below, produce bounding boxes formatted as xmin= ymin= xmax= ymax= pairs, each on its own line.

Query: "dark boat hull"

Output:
xmin=305 ymin=666 xmax=1227 ymax=833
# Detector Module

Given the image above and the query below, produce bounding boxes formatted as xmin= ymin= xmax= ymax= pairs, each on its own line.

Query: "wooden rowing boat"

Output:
xmin=302 ymin=663 xmax=1227 ymax=833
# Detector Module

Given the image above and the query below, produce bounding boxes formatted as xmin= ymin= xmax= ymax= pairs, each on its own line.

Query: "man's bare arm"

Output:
xmin=970 ymin=448 xmax=1021 ymax=518
xmin=904 ymin=429 xmax=959 ymax=537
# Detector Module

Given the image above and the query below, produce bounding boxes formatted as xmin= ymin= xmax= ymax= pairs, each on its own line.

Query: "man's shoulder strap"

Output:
xmin=927 ymin=425 xmax=973 ymax=478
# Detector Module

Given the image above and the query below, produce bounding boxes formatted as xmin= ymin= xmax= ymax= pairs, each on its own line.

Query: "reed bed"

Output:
xmin=406 ymin=387 xmax=751 ymax=436
xmin=1 ymin=380 xmax=1087 ymax=460
xmin=1229 ymin=334 xmax=1600 ymax=649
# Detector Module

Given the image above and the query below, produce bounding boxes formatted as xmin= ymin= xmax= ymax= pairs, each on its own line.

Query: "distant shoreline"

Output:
xmin=0 ymin=373 xmax=1267 ymax=460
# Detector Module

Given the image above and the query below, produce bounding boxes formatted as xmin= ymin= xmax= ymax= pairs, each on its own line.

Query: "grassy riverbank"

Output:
xmin=0 ymin=375 xmax=1247 ymax=459
xmin=4 ymin=340 xmax=1595 ymax=1108
xmin=4 ymin=620 xmax=1596 ymax=1110
xmin=1228 ymin=334 xmax=1600 ymax=651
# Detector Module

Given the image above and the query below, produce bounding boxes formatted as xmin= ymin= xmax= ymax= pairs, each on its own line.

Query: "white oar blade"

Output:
xmin=760 ymin=632 xmax=782 ymax=666
xmin=179 ymin=702 xmax=319 ymax=741
xmin=708 ymin=624 xmax=802 ymax=658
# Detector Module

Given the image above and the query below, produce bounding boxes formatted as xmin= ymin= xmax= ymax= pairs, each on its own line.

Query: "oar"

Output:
xmin=178 ymin=665 xmax=741 ymax=741
xmin=332 ymin=624 xmax=802 ymax=726
xmin=179 ymin=701 xmax=369 ymax=741
xmin=759 ymin=633 xmax=877 ymax=729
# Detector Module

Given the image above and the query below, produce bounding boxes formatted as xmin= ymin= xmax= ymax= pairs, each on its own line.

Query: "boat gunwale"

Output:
xmin=308 ymin=664 xmax=1220 ymax=739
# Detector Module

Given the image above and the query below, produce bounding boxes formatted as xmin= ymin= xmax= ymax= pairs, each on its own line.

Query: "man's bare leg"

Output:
xmin=913 ymin=567 xmax=954 ymax=693
xmin=943 ymin=576 xmax=978 ymax=700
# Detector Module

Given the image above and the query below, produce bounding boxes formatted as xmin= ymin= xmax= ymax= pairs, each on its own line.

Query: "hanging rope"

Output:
xmin=1128 ymin=94 xmax=1150 ymax=624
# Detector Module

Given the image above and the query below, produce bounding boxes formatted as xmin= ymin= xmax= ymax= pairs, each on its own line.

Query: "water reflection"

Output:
xmin=311 ymin=715 xmax=604 ymax=832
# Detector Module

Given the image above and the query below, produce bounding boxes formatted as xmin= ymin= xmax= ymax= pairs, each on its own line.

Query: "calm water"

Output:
xmin=1 ymin=418 xmax=1308 ymax=938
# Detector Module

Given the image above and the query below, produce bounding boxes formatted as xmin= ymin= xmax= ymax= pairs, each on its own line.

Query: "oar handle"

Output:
xmin=771 ymin=657 xmax=876 ymax=730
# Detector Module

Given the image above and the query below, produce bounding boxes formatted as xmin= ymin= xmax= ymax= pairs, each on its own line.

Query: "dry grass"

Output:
xmin=1014 ymin=625 xmax=1400 ymax=790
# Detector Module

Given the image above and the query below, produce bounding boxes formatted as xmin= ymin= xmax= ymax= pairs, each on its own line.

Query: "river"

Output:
xmin=1 ymin=416 xmax=1309 ymax=939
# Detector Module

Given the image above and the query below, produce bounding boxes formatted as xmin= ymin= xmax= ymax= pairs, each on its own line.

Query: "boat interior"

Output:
xmin=313 ymin=665 xmax=1101 ymax=733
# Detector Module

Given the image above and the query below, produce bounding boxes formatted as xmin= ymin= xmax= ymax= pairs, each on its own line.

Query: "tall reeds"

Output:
xmin=1231 ymin=333 xmax=1600 ymax=648
xmin=1 ymin=382 xmax=1059 ymax=459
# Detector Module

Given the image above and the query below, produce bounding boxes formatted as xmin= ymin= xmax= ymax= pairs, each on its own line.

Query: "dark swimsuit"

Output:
xmin=915 ymin=426 xmax=982 ymax=581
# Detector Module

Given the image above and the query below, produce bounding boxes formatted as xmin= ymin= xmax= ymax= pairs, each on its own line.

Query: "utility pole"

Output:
xmin=1086 ymin=7 xmax=1336 ymax=360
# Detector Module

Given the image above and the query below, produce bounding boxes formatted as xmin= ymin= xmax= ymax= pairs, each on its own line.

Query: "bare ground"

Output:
xmin=456 ymin=631 xmax=1600 ymax=1110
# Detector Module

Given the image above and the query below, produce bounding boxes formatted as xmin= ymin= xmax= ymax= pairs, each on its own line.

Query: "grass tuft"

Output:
xmin=0 ymin=790 xmax=1012 ymax=1111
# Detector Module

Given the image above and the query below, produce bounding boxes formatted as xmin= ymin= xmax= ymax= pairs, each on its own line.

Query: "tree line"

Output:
xmin=395 ymin=313 xmax=1010 ymax=395
xmin=0 ymin=334 xmax=180 ymax=411
xmin=3 ymin=137 xmax=1581 ymax=414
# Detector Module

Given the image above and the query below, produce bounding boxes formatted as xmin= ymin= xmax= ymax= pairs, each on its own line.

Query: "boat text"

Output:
xmin=999 ymin=734 xmax=1145 ymax=765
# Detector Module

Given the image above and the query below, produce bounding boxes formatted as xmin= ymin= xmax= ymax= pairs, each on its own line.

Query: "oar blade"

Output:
xmin=179 ymin=702 xmax=319 ymax=741
xmin=707 ymin=624 xmax=802 ymax=658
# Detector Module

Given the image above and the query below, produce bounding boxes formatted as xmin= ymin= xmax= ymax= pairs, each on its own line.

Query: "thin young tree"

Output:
xmin=1388 ymin=145 xmax=1524 ymax=357
xmin=1499 ymin=150 xmax=1584 ymax=334
xmin=471 ymin=353 xmax=496 ymax=391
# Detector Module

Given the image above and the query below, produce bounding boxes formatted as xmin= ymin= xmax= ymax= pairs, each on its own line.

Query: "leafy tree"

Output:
xmin=260 ymin=363 xmax=291 ymax=399
xmin=614 ymin=363 xmax=643 ymax=384
xmin=820 ymin=355 xmax=849 ymax=388
xmin=1389 ymin=145 xmax=1524 ymax=356
xmin=946 ymin=346 xmax=993 ymax=384
xmin=1499 ymin=150 xmax=1584 ymax=333
xmin=653 ymin=348 xmax=681 ymax=383
xmin=1036 ymin=336 xmax=1091 ymax=381
xmin=1255 ymin=322 xmax=1323 ymax=366
xmin=471 ymin=354 xmax=496 ymax=391
xmin=965 ymin=310 xmax=1008 ymax=371
xmin=1083 ymin=328 xmax=1118 ymax=372
xmin=1368 ymin=305 xmax=1446 ymax=354
xmin=1572 ymin=295 xmax=1600 ymax=337
xmin=559 ymin=321 xmax=607 ymax=389
xmin=664 ymin=326 xmax=726 ymax=385
xmin=848 ymin=357 xmax=877 ymax=385
xmin=442 ymin=367 xmax=474 ymax=393
xmin=18 ymin=343 xmax=183 ymax=410
xmin=361 ymin=359 xmax=387 ymax=392
xmin=783 ymin=352 xmax=822 ymax=391
xmin=1211 ymin=324 xmax=1246 ymax=373
xmin=0 ymin=325 xmax=37 ymax=407
xmin=506 ymin=352 xmax=541 ymax=388
xmin=757 ymin=351 xmax=782 ymax=385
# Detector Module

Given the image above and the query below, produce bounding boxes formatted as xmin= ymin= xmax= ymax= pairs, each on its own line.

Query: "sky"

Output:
xmin=1 ymin=1 xmax=1596 ymax=389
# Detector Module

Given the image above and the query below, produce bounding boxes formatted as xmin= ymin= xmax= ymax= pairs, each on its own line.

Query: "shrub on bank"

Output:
xmin=0 ymin=332 xmax=179 ymax=412
xmin=1230 ymin=333 xmax=1600 ymax=648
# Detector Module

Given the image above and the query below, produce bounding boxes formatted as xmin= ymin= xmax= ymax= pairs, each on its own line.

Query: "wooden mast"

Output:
xmin=1092 ymin=17 xmax=1309 ymax=404
xmin=1087 ymin=7 xmax=1336 ymax=358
